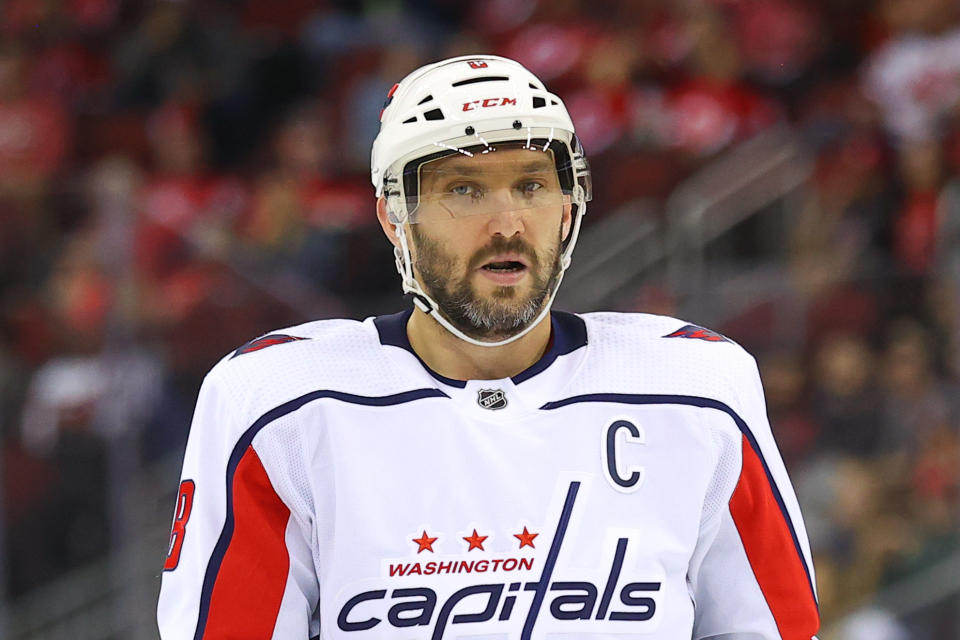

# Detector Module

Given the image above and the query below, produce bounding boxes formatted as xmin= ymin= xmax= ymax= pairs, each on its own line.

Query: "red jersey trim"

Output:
xmin=203 ymin=446 xmax=291 ymax=638
xmin=730 ymin=434 xmax=820 ymax=638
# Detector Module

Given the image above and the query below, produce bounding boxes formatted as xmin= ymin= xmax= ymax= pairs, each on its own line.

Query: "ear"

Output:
xmin=377 ymin=197 xmax=400 ymax=248
xmin=561 ymin=198 xmax=573 ymax=242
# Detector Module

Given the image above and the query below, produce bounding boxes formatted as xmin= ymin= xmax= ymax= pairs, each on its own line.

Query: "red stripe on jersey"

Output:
xmin=204 ymin=446 xmax=291 ymax=638
xmin=729 ymin=434 xmax=819 ymax=639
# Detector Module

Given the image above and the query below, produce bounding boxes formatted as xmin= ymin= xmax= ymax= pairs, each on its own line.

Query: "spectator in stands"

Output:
xmin=136 ymin=101 xmax=249 ymax=326
xmin=662 ymin=5 xmax=781 ymax=158
xmin=863 ymin=0 xmax=960 ymax=145
xmin=891 ymin=140 xmax=946 ymax=274
xmin=879 ymin=318 xmax=957 ymax=454
xmin=243 ymin=101 xmax=369 ymax=293
xmin=810 ymin=332 xmax=883 ymax=456
xmin=759 ymin=348 xmax=818 ymax=470
xmin=0 ymin=42 xmax=71 ymax=200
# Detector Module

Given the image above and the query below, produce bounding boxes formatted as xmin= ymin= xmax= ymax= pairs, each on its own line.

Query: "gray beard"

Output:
xmin=409 ymin=227 xmax=563 ymax=341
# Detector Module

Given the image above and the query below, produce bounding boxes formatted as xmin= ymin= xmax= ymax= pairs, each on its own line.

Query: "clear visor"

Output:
xmin=383 ymin=129 xmax=590 ymax=224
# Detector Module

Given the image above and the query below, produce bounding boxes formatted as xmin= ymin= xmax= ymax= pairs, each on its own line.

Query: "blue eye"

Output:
xmin=451 ymin=184 xmax=485 ymax=202
xmin=520 ymin=181 xmax=543 ymax=194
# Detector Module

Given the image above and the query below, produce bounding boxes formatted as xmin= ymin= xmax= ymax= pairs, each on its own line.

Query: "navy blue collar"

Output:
xmin=373 ymin=308 xmax=588 ymax=389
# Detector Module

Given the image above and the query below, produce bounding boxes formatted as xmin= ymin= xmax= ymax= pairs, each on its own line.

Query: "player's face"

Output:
xmin=407 ymin=149 xmax=571 ymax=341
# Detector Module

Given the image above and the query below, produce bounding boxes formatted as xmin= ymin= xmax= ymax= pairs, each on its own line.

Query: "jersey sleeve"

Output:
xmin=688 ymin=353 xmax=820 ymax=640
xmin=157 ymin=368 xmax=319 ymax=640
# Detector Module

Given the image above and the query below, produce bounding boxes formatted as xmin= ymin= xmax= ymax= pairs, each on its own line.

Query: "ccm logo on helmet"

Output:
xmin=463 ymin=97 xmax=518 ymax=111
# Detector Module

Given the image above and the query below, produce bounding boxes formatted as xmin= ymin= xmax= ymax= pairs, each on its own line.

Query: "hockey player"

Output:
xmin=158 ymin=55 xmax=820 ymax=639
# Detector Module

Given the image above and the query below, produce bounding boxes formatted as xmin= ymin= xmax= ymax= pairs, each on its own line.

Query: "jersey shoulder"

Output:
xmin=579 ymin=311 xmax=740 ymax=351
xmin=201 ymin=317 xmax=421 ymax=433
xmin=579 ymin=311 xmax=730 ymax=339
xmin=574 ymin=311 xmax=758 ymax=402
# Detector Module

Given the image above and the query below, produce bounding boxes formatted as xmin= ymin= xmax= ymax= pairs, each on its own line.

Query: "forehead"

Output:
xmin=420 ymin=148 xmax=556 ymax=181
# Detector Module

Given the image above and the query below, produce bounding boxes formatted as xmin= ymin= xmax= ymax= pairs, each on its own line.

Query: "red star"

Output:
xmin=514 ymin=526 xmax=538 ymax=549
xmin=412 ymin=530 xmax=438 ymax=553
xmin=463 ymin=529 xmax=488 ymax=551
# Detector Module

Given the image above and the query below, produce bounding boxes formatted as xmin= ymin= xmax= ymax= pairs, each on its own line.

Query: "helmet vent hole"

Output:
xmin=417 ymin=95 xmax=433 ymax=105
xmin=551 ymin=100 xmax=558 ymax=105
xmin=423 ymin=108 xmax=445 ymax=121
xmin=402 ymin=116 xmax=417 ymax=123
xmin=451 ymin=76 xmax=509 ymax=87
xmin=532 ymin=97 xmax=546 ymax=108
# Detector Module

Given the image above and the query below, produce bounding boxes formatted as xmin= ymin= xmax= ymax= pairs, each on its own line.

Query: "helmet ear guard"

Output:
xmin=371 ymin=55 xmax=591 ymax=347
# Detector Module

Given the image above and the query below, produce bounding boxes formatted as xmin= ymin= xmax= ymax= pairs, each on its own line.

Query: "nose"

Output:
xmin=486 ymin=207 xmax=525 ymax=237
xmin=484 ymin=189 xmax=526 ymax=237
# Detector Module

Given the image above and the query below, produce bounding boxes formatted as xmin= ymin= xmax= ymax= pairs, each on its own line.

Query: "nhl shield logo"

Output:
xmin=477 ymin=388 xmax=508 ymax=410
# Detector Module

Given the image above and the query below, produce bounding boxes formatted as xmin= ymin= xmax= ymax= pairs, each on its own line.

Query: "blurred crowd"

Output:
xmin=0 ymin=0 xmax=958 ymax=633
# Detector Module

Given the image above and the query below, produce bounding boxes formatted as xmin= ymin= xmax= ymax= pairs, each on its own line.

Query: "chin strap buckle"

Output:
xmin=412 ymin=294 xmax=434 ymax=314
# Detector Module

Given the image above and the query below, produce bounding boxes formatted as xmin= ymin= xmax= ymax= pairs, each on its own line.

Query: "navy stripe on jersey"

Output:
xmin=522 ymin=481 xmax=579 ymax=640
xmin=512 ymin=311 xmax=588 ymax=384
xmin=374 ymin=308 xmax=588 ymax=387
xmin=539 ymin=392 xmax=817 ymax=609
xmin=194 ymin=387 xmax=448 ymax=640
xmin=375 ymin=309 xmax=466 ymax=387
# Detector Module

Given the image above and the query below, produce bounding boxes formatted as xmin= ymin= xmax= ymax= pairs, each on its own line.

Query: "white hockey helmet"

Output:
xmin=371 ymin=54 xmax=592 ymax=347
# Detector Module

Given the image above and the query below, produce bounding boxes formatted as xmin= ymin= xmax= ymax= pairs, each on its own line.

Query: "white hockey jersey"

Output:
xmin=157 ymin=310 xmax=820 ymax=640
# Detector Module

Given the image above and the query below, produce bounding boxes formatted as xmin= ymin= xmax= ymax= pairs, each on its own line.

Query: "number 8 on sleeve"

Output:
xmin=164 ymin=479 xmax=195 ymax=571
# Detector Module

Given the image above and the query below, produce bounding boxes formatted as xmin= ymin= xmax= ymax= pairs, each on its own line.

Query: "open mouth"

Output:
xmin=482 ymin=261 xmax=527 ymax=273
xmin=474 ymin=252 xmax=532 ymax=285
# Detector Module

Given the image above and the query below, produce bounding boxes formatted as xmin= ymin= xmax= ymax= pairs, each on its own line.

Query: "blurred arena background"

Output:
xmin=0 ymin=0 xmax=958 ymax=638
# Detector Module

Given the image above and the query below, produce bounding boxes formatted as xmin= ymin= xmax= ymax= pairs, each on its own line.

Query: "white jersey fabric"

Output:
xmin=157 ymin=309 xmax=820 ymax=639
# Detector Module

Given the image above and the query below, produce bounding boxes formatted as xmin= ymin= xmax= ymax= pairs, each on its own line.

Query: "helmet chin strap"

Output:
xmin=392 ymin=197 xmax=586 ymax=349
